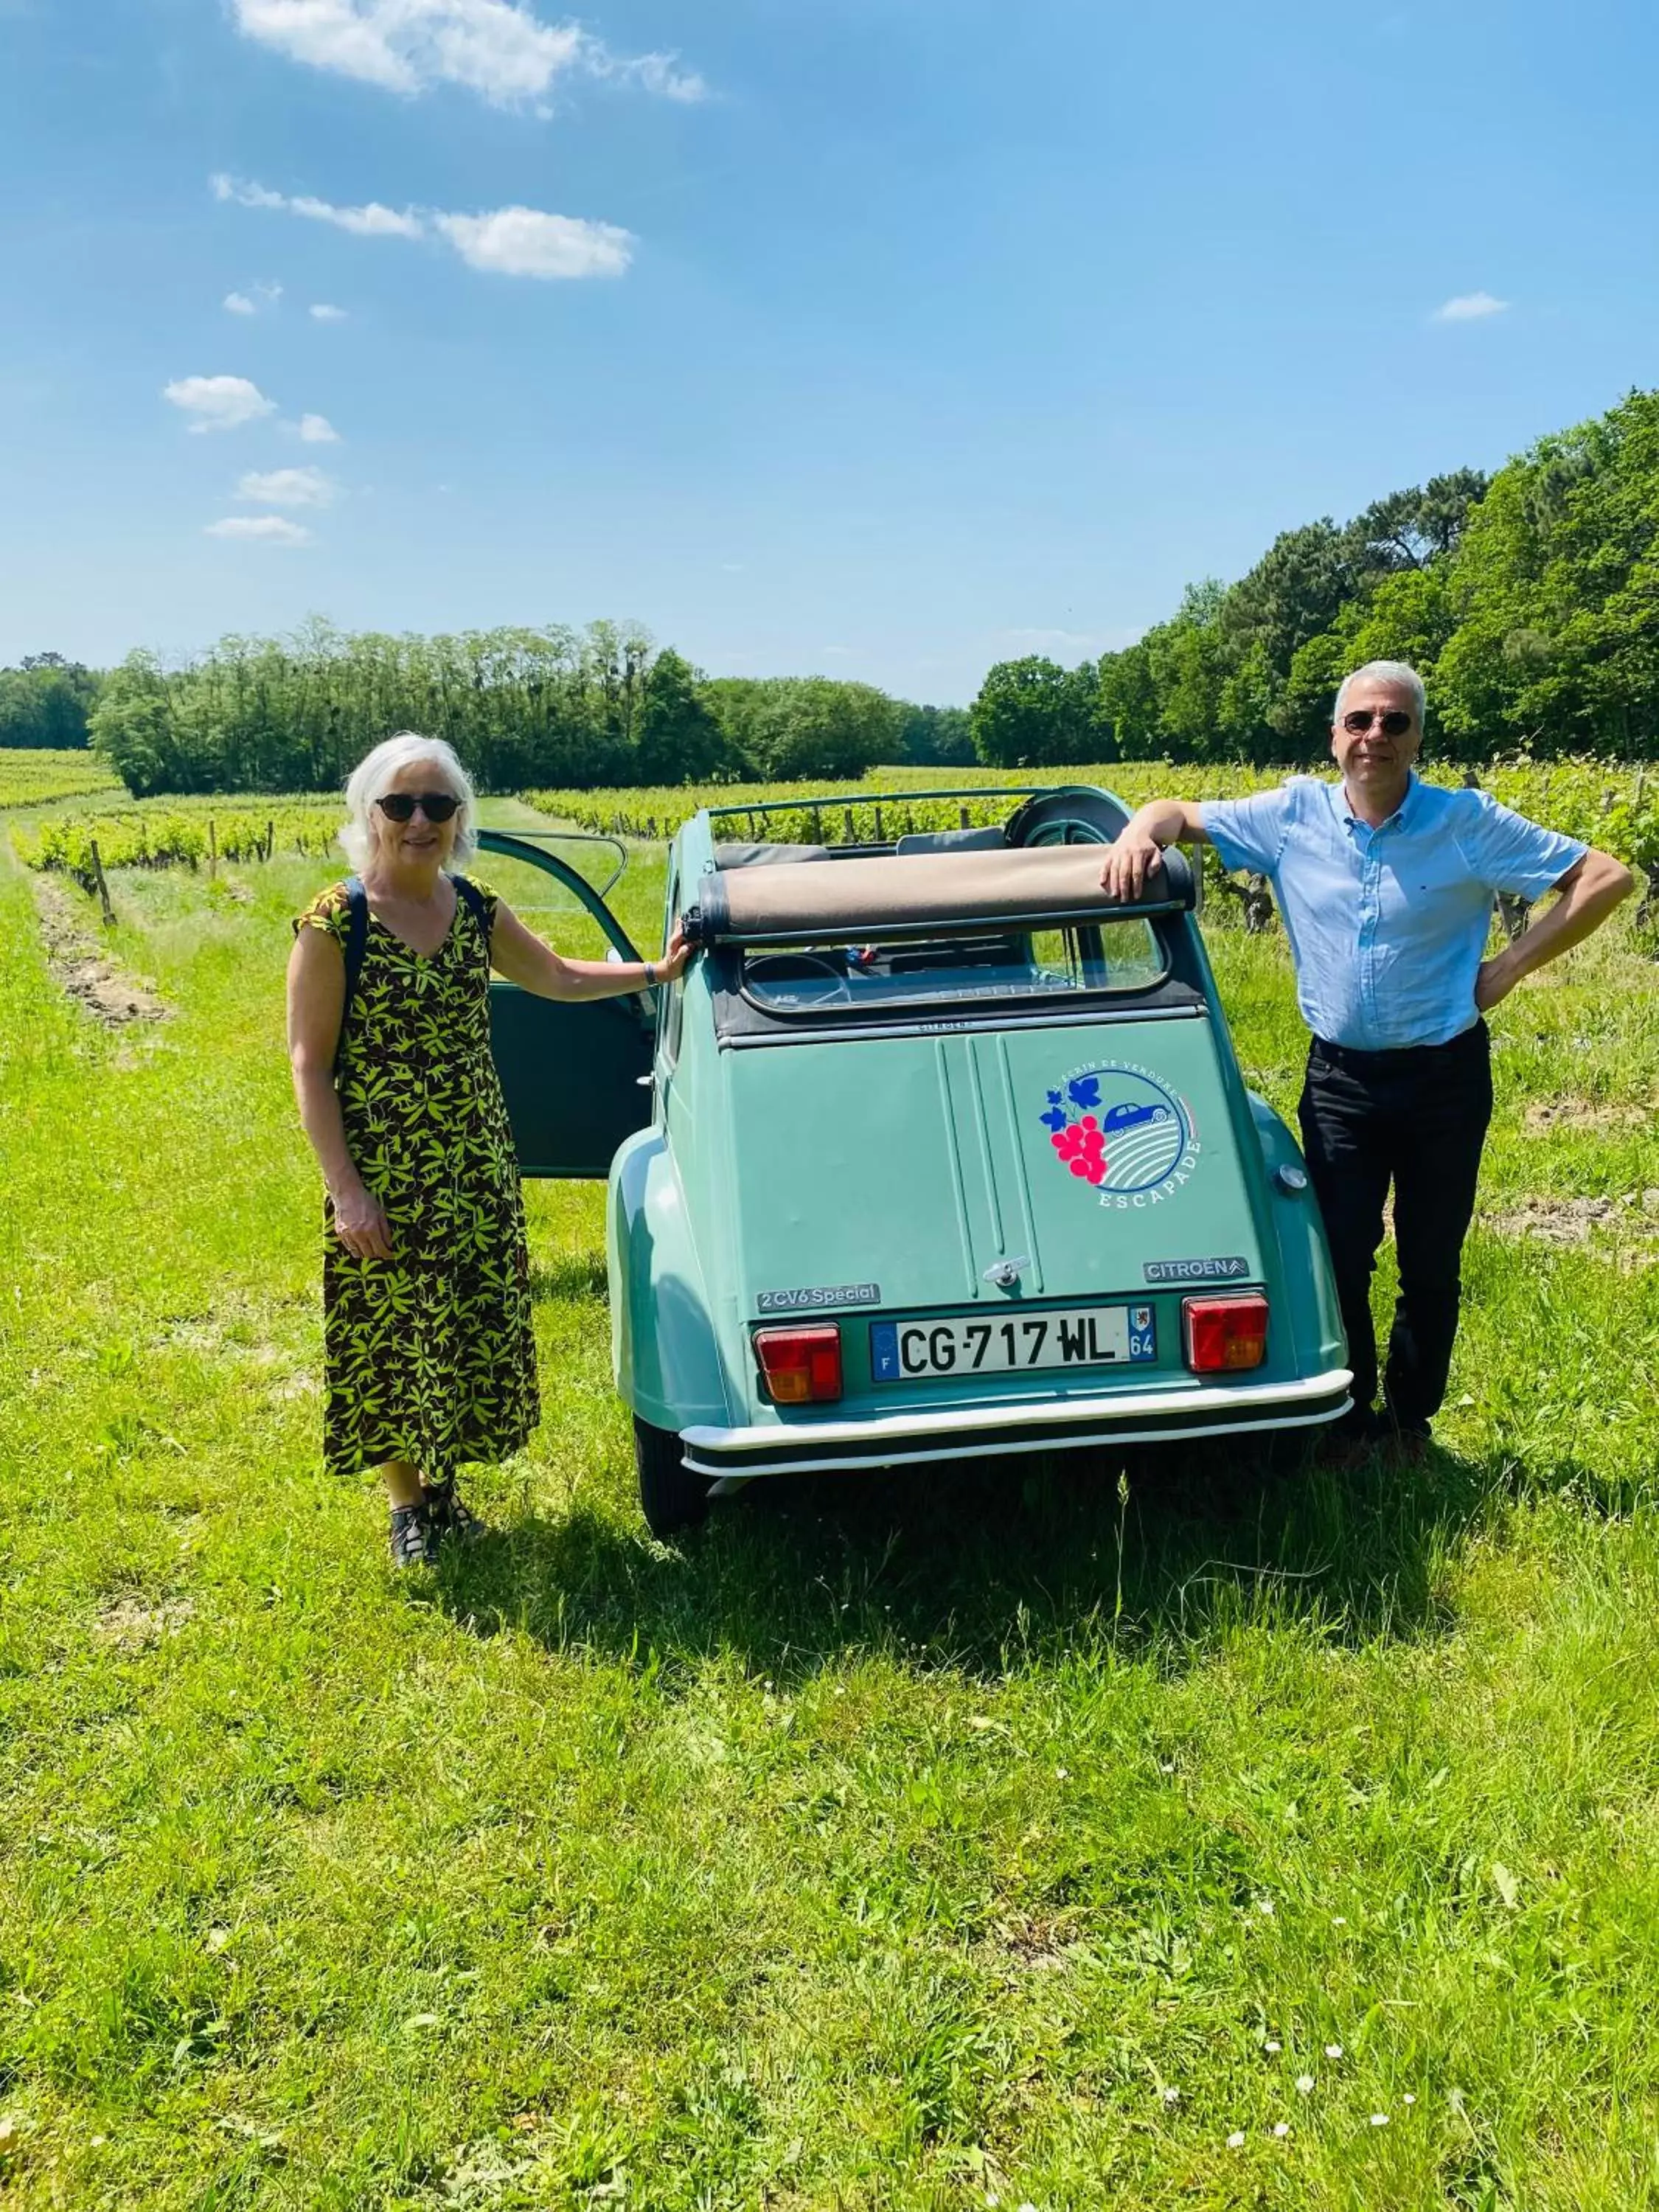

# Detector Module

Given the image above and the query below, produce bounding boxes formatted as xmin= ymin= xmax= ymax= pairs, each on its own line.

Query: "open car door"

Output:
xmin=476 ymin=827 xmax=655 ymax=1178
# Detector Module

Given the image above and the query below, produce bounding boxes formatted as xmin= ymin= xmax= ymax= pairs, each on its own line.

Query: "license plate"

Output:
xmin=870 ymin=1304 xmax=1157 ymax=1382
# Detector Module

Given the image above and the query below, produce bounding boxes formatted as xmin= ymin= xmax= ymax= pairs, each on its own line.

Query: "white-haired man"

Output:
xmin=1101 ymin=661 xmax=1634 ymax=1451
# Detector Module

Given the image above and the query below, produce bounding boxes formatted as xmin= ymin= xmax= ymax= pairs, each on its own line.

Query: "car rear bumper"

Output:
xmin=678 ymin=1367 xmax=1354 ymax=1477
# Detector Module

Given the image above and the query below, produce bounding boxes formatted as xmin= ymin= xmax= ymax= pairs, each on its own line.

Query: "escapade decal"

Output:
xmin=1037 ymin=1062 xmax=1200 ymax=1209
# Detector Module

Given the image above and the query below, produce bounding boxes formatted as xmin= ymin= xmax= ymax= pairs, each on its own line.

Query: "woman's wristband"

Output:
xmin=643 ymin=960 xmax=658 ymax=988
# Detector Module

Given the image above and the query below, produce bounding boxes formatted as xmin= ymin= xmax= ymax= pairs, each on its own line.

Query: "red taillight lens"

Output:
xmin=1182 ymin=1293 xmax=1268 ymax=1373
xmin=754 ymin=1325 xmax=844 ymax=1404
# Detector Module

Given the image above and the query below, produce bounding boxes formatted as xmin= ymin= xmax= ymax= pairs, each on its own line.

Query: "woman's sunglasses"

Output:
xmin=1342 ymin=709 xmax=1413 ymax=737
xmin=377 ymin=791 xmax=461 ymax=823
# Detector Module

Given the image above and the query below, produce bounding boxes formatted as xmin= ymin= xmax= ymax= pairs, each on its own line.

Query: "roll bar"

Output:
xmin=682 ymin=841 xmax=1194 ymax=947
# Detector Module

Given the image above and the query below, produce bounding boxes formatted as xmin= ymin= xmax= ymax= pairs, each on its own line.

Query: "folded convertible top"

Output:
xmin=683 ymin=841 xmax=1194 ymax=945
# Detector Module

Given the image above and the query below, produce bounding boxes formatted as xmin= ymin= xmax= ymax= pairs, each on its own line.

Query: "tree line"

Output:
xmin=19 ymin=383 xmax=1659 ymax=794
xmin=75 ymin=621 xmax=975 ymax=796
xmin=975 ymin=386 xmax=1659 ymax=766
xmin=0 ymin=653 xmax=102 ymax=749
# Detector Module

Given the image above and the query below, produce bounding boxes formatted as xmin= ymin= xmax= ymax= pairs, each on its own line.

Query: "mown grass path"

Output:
xmin=1 ymin=802 xmax=1658 ymax=2209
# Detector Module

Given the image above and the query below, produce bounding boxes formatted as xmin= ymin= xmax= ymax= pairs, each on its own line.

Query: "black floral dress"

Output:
xmin=293 ymin=880 xmax=540 ymax=1478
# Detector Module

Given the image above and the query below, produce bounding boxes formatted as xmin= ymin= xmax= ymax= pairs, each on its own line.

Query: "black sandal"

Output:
xmin=389 ymin=1500 xmax=442 ymax=1568
xmin=424 ymin=1478 xmax=484 ymax=1543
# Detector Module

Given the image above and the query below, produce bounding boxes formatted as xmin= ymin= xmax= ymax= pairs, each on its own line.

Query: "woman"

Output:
xmin=286 ymin=733 xmax=691 ymax=1567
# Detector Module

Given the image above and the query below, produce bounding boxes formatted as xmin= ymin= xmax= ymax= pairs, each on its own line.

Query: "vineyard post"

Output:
xmin=265 ymin=820 xmax=275 ymax=863
xmin=959 ymin=805 xmax=970 ymax=829
xmin=844 ymin=808 xmax=855 ymax=846
xmin=874 ymin=804 xmax=884 ymax=842
xmin=88 ymin=839 xmax=116 ymax=929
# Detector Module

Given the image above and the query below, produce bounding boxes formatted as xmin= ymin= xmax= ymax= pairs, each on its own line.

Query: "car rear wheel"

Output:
xmin=633 ymin=1416 xmax=711 ymax=1537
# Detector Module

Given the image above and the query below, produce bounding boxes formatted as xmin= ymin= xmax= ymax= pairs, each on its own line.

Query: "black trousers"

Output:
xmin=1296 ymin=1020 xmax=1493 ymax=1433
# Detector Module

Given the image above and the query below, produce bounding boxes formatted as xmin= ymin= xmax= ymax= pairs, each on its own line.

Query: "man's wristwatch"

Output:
xmin=643 ymin=960 xmax=658 ymax=987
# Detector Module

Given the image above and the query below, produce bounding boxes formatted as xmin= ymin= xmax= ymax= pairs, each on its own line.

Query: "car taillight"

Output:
xmin=754 ymin=1325 xmax=844 ymax=1404
xmin=1183 ymin=1293 xmax=1268 ymax=1373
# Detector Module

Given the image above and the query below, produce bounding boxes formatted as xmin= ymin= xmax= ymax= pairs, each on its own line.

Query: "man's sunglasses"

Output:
xmin=1342 ymin=709 xmax=1413 ymax=737
xmin=377 ymin=791 xmax=461 ymax=823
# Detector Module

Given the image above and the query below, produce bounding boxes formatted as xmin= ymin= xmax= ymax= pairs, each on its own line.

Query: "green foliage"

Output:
xmin=0 ymin=653 xmax=102 ymax=749
xmin=703 ymin=675 xmax=903 ymax=780
xmin=1059 ymin=390 xmax=1659 ymax=765
xmin=894 ymin=700 xmax=975 ymax=765
xmin=633 ymin=649 xmax=731 ymax=784
xmin=88 ymin=622 xmax=669 ymax=798
xmin=1435 ymin=391 xmax=1659 ymax=756
xmin=88 ymin=627 xmax=928 ymax=800
xmin=1344 ymin=468 xmax=1490 ymax=576
xmin=14 ymin=802 xmax=340 ymax=892
xmin=521 ymin=757 xmax=1659 ymax=929
xmin=0 ymin=746 xmax=122 ymax=809
xmin=970 ymin=655 xmax=1102 ymax=767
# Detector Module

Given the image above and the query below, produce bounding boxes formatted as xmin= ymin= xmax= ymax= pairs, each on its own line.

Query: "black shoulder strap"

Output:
xmin=336 ymin=876 xmax=369 ymax=1074
xmin=451 ymin=873 xmax=491 ymax=942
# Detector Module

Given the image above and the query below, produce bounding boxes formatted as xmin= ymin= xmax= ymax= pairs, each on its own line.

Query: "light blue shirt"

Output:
xmin=1200 ymin=774 xmax=1587 ymax=1050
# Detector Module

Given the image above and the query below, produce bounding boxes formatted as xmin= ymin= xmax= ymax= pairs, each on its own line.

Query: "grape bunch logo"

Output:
xmin=1037 ymin=1063 xmax=1199 ymax=1207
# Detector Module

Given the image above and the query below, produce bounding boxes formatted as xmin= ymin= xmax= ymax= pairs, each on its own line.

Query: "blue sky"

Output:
xmin=1 ymin=0 xmax=1655 ymax=703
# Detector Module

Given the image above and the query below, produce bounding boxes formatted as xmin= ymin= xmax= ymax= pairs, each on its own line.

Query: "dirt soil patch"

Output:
xmin=1490 ymin=1191 xmax=1659 ymax=1246
xmin=31 ymin=874 xmax=170 ymax=1026
xmin=1523 ymin=1096 xmax=1654 ymax=1135
xmin=987 ymin=1914 xmax=1078 ymax=1973
xmin=93 ymin=1596 xmax=194 ymax=1650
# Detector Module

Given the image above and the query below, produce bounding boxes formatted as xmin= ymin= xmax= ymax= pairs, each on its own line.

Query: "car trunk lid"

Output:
xmin=723 ymin=1016 xmax=1265 ymax=1331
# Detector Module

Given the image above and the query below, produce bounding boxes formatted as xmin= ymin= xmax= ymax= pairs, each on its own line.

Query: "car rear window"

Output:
xmin=740 ymin=918 xmax=1167 ymax=1016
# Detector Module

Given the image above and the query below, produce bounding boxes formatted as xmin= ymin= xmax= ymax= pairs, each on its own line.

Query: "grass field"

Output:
xmin=3 ymin=787 xmax=1659 ymax=2209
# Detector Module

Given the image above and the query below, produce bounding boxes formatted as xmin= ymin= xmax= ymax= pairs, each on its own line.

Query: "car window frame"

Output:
xmin=709 ymin=913 xmax=1207 ymax=1046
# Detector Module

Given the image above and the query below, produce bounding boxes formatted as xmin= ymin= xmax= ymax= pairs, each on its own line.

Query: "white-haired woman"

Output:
xmin=286 ymin=733 xmax=691 ymax=1567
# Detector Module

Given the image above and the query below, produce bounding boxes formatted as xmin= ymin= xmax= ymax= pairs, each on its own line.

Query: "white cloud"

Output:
xmin=296 ymin=412 xmax=341 ymax=442
xmin=218 ymin=173 xmax=633 ymax=281
xmin=431 ymin=205 xmax=631 ymax=278
xmin=229 ymin=0 xmax=705 ymax=108
xmin=163 ymin=374 xmax=276 ymax=431
xmin=1433 ymin=291 xmax=1509 ymax=322
xmin=237 ymin=465 xmax=336 ymax=507
xmin=590 ymin=47 xmax=705 ymax=102
xmin=223 ymin=279 xmax=282 ymax=315
xmin=309 ymin=302 xmax=348 ymax=321
xmin=212 ymin=172 xmax=423 ymax=238
xmin=204 ymin=515 xmax=313 ymax=543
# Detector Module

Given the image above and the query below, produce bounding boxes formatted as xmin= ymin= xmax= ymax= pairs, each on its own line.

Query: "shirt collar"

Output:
xmin=1338 ymin=768 xmax=1422 ymax=836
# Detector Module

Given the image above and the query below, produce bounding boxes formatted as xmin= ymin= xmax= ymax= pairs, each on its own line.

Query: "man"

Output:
xmin=1101 ymin=661 xmax=1634 ymax=1450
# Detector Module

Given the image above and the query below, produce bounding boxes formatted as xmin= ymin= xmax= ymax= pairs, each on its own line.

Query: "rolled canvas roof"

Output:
xmin=686 ymin=841 xmax=1194 ymax=944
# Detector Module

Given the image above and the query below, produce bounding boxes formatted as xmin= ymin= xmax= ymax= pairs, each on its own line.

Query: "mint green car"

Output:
xmin=480 ymin=786 xmax=1351 ymax=1536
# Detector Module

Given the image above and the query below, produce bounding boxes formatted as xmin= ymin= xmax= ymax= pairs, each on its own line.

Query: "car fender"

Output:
xmin=608 ymin=1128 xmax=734 ymax=1432
xmin=1247 ymin=1091 xmax=1347 ymax=1375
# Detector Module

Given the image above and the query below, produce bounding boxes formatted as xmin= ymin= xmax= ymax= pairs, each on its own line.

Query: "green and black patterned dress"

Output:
xmin=293 ymin=880 xmax=540 ymax=1478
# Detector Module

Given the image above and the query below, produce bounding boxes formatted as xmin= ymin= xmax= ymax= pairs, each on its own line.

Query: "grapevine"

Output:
xmin=13 ymin=804 xmax=341 ymax=894
xmin=0 ymin=748 xmax=123 ymax=810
